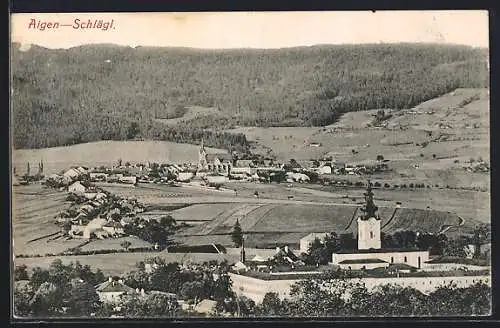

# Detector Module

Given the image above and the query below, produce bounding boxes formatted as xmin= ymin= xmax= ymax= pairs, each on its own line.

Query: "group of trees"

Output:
xmin=253 ymin=278 xmax=490 ymax=317
xmin=123 ymin=215 xmax=179 ymax=250
xmin=13 ymin=260 xmax=106 ymax=317
xmin=12 ymin=43 xmax=487 ymax=149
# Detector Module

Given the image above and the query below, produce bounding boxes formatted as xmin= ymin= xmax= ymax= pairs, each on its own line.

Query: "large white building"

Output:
xmin=331 ymin=182 xmax=430 ymax=270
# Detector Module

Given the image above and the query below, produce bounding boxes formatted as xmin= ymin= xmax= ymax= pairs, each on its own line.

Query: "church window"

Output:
xmin=370 ymin=231 xmax=374 ymax=239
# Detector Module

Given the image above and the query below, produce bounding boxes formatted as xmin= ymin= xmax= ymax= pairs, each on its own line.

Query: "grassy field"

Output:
xmin=173 ymin=200 xmax=474 ymax=248
xmin=12 ymin=185 xmax=70 ymax=255
xmin=79 ymin=236 xmax=153 ymax=252
xmin=154 ymin=106 xmax=222 ymax=126
xmin=12 ymin=140 xmax=226 ymax=175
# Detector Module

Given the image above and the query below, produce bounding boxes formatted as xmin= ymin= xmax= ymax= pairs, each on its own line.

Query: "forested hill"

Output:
xmin=11 ymin=43 xmax=488 ymax=149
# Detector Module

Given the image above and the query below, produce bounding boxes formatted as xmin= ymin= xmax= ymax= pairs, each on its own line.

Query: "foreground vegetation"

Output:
xmin=13 ymin=258 xmax=491 ymax=318
xmin=12 ymin=43 xmax=487 ymax=150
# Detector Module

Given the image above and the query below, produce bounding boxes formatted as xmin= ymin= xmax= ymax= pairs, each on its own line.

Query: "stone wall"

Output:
xmin=229 ymin=272 xmax=491 ymax=304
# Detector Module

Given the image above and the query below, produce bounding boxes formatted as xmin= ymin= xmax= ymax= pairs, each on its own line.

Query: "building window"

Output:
xmin=404 ymin=256 xmax=407 ymax=263
xmin=370 ymin=231 xmax=374 ymax=239
xmin=391 ymin=257 xmax=394 ymax=263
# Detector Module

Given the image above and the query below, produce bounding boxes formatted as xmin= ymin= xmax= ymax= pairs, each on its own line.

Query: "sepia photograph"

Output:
xmin=10 ymin=10 xmax=491 ymax=319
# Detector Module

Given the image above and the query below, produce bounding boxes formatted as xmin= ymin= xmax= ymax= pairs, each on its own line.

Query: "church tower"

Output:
xmin=357 ymin=181 xmax=381 ymax=250
xmin=198 ymin=138 xmax=208 ymax=170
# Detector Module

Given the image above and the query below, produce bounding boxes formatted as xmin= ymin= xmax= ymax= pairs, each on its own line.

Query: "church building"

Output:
xmin=198 ymin=139 xmax=233 ymax=175
xmin=331 ymin=182 xmax=429 ymax=271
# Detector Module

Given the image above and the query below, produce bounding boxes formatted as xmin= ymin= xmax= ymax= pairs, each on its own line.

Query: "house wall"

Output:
xmin=339 ymin=262 xmax=389 ymax=270
xmin=98 ymin=291 xmax=125 ymax=303
xmin=422 ymin=263 xmax=489 ymax=272
xmin=229 ymin=273 xmax=491 ymax=304
xmin=332 ymin=251 xmax=429 ymax=269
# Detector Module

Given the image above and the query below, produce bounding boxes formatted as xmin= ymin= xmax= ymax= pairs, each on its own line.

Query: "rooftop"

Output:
xmin=335 ymin=248 xmax=427 ymax=254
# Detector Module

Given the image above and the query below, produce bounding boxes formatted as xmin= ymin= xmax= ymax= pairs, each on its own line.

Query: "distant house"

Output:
xmin=291 ymin=173 xmax=310 ymax=183
xmin=63 ymin=168 xmax=81 ymax=182
xmin=177 ymin=172 xmax=195 ymax=182
xmin=299 ymin=232 xmax=331 ymax=254
xmin=89 ymin=172 xmax=108 ymax=182
xmin=232 ymin=261 xmax=249 ymax=272
xmin=68 ymin=181 xmax=86 ymax=194
xmin=95 ymin=277 xmax=135 ymax=303
xmin=119 ymin=176 xmax=137 ymax=185
xmin=75 ymin=166 xmax=88 ymax=175
xmin=317 ymin=165 xmax=332 ymax=175
xmin=84 ymin=218 xmax=108 ymax=239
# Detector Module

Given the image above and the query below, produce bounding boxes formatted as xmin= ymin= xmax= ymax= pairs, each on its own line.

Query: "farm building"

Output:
xmin=95 ymin=277 xmax=135 ymax=303
xmin=68 ymin=181 xmax=86 ymax=194
xmin=331 ymin=183 xmax=430 ymax=270
xmin=299 ymin=232 xmax=331 ymax=254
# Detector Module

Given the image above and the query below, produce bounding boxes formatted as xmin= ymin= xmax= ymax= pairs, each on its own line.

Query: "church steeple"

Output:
xmin=360 ymin=180 xmax=379 ymax=220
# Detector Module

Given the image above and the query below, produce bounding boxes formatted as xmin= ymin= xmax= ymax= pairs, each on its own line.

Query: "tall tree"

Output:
xmin=231 ymin=219 xmax=244 ymax=247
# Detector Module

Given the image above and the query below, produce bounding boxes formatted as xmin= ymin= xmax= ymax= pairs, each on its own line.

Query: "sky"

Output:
xmin=11 ymin=11 xmax=489 ymax=50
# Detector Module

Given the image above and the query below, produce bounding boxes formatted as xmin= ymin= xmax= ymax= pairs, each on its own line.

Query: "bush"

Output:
xmin=384 ymin=183 xmax=390 ymax=188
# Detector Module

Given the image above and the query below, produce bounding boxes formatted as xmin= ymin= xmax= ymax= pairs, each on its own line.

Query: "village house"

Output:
xmin=83 ymin=218 xmax=108 ymax=239
xmin=95 ymin=277 xmax=136 ymax=304
xmin=316 ymin=164 xmax=332 ymax=175
xmin=68 ymin=181 xmax=87 ymax=195
xmin=63 ymin=168 xmax=81 ymax=183
xmin=299 ymin=232 xmax=331 ymax=254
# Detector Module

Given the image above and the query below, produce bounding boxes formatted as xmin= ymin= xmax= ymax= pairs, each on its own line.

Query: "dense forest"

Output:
xmin=11 ymin=43 xmax=488 ymax=149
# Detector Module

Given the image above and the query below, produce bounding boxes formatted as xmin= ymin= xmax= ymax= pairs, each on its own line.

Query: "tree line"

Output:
xmin=12 ymin=43 xmax=488 ymax=149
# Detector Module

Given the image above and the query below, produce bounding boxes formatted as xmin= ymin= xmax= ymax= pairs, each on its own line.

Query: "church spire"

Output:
xmin=360 ymin=180 xmax=379 ymax=220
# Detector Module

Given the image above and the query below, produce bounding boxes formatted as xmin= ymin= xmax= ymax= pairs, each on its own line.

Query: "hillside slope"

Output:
xmin=11 ymin=43 xmax=488 ymax=149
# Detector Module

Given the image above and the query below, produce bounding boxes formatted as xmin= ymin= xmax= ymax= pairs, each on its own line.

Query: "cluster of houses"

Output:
xmin=54 ymin=175 xmax=145 ymax=241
